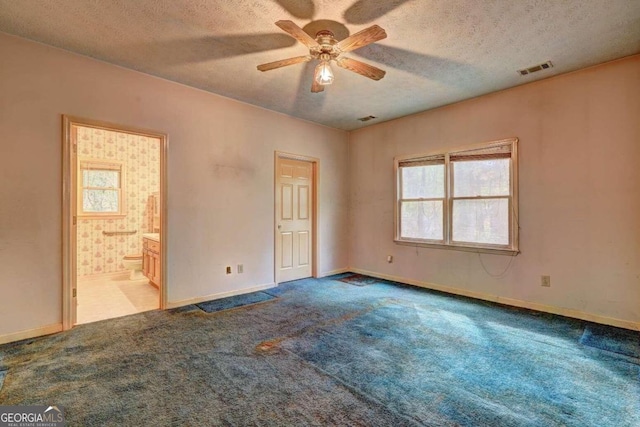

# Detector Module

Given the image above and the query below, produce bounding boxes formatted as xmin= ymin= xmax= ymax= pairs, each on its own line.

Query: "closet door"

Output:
xmin=275 ymin=158 xmax=313 ymax=283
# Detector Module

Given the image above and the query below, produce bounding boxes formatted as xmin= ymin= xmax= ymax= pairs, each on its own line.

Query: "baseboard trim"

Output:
xmin=0 ymin=323 xmax=63 ymax=345
xmin=350 ymin=268 xmax=640 ymax=331
xmin=318 ymin=268 xmax=350 ymax=278
xmin=166 ymin=282 xmax=276 ymax=309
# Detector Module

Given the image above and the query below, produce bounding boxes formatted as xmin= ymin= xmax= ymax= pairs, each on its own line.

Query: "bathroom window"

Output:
xmin=78 ymin=160 xmax=125 ymax=217
xmin=395 ymin=138 xmax=519 ymax=255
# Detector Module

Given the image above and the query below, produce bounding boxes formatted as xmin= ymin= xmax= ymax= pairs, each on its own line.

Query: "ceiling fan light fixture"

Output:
xmin=257 ymin=20 xmax=387 ymax=92
xmin=315 ymin=60 xmax=334 ymax=85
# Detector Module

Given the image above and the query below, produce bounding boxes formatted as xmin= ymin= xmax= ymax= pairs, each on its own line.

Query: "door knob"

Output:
xmin=277 ymin=224 xmax=281 ymax=229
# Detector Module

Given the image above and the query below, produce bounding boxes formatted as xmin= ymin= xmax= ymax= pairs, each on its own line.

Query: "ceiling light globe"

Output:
xmin=315 ymin=61 xmax=334 ymax=85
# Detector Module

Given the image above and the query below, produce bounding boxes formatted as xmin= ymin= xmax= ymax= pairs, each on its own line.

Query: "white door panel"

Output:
xmin=281 ymin=232 xmax=293 ymax=269
xmin=275 ymin=157 xmax=313 ymax=283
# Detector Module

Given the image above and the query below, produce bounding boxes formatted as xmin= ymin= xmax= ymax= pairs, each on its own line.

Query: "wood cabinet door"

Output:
xmin=152 ymin=253 xmax=161 ymax=286
xmin=142 ymin=250 xmax=150 ymax=279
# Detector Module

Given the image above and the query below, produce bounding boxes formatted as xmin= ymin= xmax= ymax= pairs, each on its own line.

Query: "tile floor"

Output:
xmin=76 ymin=274 xmax=159 ymax=324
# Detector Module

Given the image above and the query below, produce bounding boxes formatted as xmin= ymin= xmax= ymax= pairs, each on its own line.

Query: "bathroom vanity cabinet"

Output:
xmin=142 ymin=235 xmax=160 ymax=287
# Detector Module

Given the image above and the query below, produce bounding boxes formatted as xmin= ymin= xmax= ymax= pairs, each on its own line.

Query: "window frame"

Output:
xmin=77 ymin=158 xmax=126 ymax=218
xmin=394 ymin=138 xmax=519 ymax=255
xmin=398 ymin=157 xmax=446 ymax=243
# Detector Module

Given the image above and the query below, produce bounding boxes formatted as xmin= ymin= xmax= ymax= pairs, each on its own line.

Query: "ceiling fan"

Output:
xmin=257 ymin=20 xmax=387 ymax=93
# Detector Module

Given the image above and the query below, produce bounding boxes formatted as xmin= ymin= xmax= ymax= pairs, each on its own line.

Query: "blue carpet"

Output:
xmin=195 ymin=291 xmax=276 ymax=313
xmin=580 ymin=323 xmax=640 ymax=359
xmin=1 ymin=275 xmax=638 ymax=426
xmin=277 ymin=277 xmax=640 ymax=427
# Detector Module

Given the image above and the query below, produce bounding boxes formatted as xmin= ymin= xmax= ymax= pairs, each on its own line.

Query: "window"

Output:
xmin=395 ymin=138 xmax=518 ymax=254
xmin=78 ymin=160 xmax=125 ymax=216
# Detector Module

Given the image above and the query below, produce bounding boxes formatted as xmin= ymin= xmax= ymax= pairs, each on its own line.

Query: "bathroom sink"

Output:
xmin=142 ymin=233 xmax=160 ymax=242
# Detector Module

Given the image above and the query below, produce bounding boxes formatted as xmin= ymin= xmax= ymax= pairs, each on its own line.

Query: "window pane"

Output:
xmin=401 ymin=165 xmax=444 ymax=199
xmin=453 ymin=159 xmax=509 ymax=197
xmin=452 ymin=199 xmax=509 ymax=245
xmin=401 ymin=201 xmax=443 ymax=240
xmin=83 ymin=169 xmax=119 ymax=188
xmin=83 ymin=189 xmax=119 ymax=212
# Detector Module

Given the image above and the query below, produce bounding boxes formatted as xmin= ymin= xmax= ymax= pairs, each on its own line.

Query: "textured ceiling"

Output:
xmin=1 ymin=0 xmax=639 ymax=130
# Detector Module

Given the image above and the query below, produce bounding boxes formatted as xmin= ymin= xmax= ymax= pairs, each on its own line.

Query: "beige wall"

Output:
xmin=0 ymin=32 xmax=349 ymax=338
xmin=1 ymin=29 xmax=638 ymax=341
xmin=76 ymin=125 xmax=160 ymax=277
xmin=349 ymin=55 xmax=640 ymax=328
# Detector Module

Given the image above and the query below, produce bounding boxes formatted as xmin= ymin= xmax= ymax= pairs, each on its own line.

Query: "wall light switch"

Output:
xmin=237 ymin=264 xmax=243 ymax=274
xmin=387 ymin=255 xmax=393 ymax=263
xmin=226 ymin=266 xmax=232 ymax=275
xmin=541 ymin=275 xmax=551 ymax=287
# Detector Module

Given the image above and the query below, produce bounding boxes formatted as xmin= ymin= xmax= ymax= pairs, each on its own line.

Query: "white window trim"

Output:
xmin=77 ymin=158 xmax=126 ymax=218
xmin=394 ymin=138 xmax=519 ymax=256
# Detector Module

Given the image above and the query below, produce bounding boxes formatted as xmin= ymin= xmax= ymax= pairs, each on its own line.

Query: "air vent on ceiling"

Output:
xmin=358 ymin=115 xmax=377 ymax=122
xmin=517 ymin=61 xmax=553 ymax=76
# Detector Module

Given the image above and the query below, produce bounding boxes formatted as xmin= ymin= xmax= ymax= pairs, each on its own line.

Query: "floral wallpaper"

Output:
xmin=76 ymin=125 xmax=160 ymax=278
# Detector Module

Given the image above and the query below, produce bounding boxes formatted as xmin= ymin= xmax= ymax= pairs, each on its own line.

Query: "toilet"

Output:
xmin=122 ymin=254 xmax=144 ymax=280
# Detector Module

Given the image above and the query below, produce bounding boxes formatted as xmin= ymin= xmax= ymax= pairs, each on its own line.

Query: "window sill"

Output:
xmin=394 ymin=239 xmax=519 ymax=256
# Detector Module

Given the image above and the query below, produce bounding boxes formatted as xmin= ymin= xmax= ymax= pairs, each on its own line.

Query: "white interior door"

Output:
xmin=275 ymin=157 xmax=313 ymax=283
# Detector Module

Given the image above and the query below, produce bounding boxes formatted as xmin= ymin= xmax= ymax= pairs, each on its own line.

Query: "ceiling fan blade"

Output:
xmin=257 ymin=55 xmax=311 ymax=72
xmin=275 ymin=20 xmax=319 ymax=49
xmin=336 ymin=57 xmax=386 ymax=80
xmin=311 ymin=67 xmax=325 ymax=93
xmin=337 ymin=25 xmax=387 ymax=53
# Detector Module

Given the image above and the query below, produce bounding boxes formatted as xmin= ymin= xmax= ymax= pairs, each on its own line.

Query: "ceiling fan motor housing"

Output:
xmin=312 ymin=30 xmax=340 ymax=60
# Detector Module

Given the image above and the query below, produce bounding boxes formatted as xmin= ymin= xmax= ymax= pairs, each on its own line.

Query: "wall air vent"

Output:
xmin=358 ymin=115 xmax=377 ymax=122
xmin=517 ymin=61 xmax=553 ymax=76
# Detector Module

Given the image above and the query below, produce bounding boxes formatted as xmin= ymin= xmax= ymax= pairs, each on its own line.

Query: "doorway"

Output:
xmin=274 ymin=152 xmax=318 ymax=284
xmin=62 ymin=116 xmax=168 ymax=329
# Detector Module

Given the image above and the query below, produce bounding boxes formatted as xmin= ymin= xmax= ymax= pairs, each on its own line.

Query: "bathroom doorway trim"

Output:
xmin=62 ymin=115 xmax=168 ymax=330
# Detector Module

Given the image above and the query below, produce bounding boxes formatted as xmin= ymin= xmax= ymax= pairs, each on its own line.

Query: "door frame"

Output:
xmin=274 ymin=151 xmax=319 ymax=285
xmin=62 ymin=115 xmax=169 ymax=330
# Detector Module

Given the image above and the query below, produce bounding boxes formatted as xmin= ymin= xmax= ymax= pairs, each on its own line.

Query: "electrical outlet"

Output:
xmin=226 ymin=266 xmax=232 ymax=275
xmin=541 ymin=275 xmax=551 ymax=287
xmin=237 ymin=264 xmax=243 ymax=274
xmin=387 ymin=255 xmax=393 ymax=263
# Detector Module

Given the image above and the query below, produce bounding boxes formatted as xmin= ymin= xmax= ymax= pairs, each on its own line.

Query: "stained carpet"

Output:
xmin=195 ymin=291 xmax=276 ymax=313
xmin=337 ymin=273 xmax=379 ymax=286
xmin=0 ymin=275 xmax=638 ymax=426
